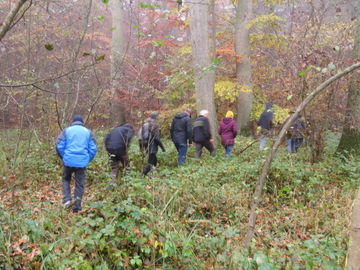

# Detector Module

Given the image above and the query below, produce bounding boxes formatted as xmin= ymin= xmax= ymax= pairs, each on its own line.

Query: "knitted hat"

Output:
xmin=225 ymin=111 xmax=234 ymax=119
xmin=199 ymin=110 xmax=209 ymax=116
xmin=73 ymin=115 xmax=83 ymax=123
xmin=149 ymin=112 xmax=159 ymax=120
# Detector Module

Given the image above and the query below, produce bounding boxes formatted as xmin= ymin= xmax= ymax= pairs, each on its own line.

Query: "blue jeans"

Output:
xmin=260 ymin=137 xmax=267 ymax=150
xmin=175 ymin=143 xmax=188 ymax=166
xmin=62 ymin=165 xmax=86 ymax=212
xmin=224 ymin=145 xmax=234 ymax=159
xmin=259 ymin=128 xmax=270 ymax=150
xmin=287 ymin=139 xmax=292 ymax=153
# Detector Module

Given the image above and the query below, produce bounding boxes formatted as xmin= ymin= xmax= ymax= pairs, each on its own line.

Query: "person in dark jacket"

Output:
xmin=105 ymin=124 xmax=134 ymax=182
xmin=193 ymin=110 xmax=215 ymax=158
xmin=56 ymin=115 xmax=97 ymax=213
xmin=140 ymin=112 xmax=166 ymax=176
xmin=257 ymin=102 xmax=274 ymax=150
xmin=290 ymin=114 xmax=306 ymax=153
xmin=282 ymin=113 xmax=293 ymax=154
xmin=218 ymin=111 xmax=237 ymax=158
xmin=170 ymin=108 xmax=192 ymax=166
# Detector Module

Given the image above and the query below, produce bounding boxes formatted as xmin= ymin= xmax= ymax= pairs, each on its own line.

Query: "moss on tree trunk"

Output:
xmin=336 ymin=80 xmax=360 ymax=156
xmin=336 ymin=126 xmax=360 ymax=156
xmin=240 ymin=120 xmax=254 ymax=137
xmin=337 ymin=0 xmax=360 ymax=157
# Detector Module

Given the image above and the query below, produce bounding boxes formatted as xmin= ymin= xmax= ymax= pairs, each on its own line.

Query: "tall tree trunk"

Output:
xmin=111 ymin=0 xmax=126 ymax=126
xmin=235 ymin=0 xmax=253 ymax=135
xmin=336 ymin=0 xmax=360 ymax=156
xmin=244 ymin=62 xmax=360 ymax=249
xmin=345 ymin=3 xmax=360 ymax=267
xmin=211 ymin=0 xmax=216 ymax=61
xmin=61 ymin=0 xmax=93 ymax=127
xmin=189 ymin=0 xmax=217 ymax=144
xmin=346 ymin=187 xmax=360 ymax=269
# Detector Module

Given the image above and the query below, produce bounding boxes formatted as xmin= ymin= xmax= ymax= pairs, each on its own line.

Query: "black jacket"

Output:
xmin=141 ymin=119 xmax=165 ymax=154
xmin=193 ymin=115 xmax=211 ymax=142
xmin=257 ymin=102 xmax=274 ymax=130
xmin=290 ymin=116 xmax=306 ymax=139
xmin=105 ymin=124 xmax=134 ymax=153
xmin=170 ymin=112 xmax=192 ymax=144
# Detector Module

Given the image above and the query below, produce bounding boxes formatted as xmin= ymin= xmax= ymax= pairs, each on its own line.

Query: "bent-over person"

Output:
xmin=140 ymin=112 xmax=166 ymax=176
xmin=105 ymin=123 xmax=134 ymax=184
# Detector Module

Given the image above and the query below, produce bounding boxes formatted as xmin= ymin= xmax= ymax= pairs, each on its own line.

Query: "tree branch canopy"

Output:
xmin=0 ymin=0 xmax=29 ymax=42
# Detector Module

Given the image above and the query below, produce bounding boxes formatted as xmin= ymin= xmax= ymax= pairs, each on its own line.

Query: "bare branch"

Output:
xmin=0 ymin=0 xmax=29 ymax=42
xmin=0 ymin=61 xmax=102 ymax=88
xmin=244 ymin=62 xmax=360 ymax=249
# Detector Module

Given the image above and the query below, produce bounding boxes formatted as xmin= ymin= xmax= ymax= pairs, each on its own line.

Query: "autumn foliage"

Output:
xmin=1 ymin=0 xmax=360 ymax=268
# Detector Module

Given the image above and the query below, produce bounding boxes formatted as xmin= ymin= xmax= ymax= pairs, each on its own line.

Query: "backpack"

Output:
xmin=138 ymin=122 xmax=150 ymax=142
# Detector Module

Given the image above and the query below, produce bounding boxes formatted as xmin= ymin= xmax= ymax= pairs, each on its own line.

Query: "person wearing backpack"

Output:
xmin=193 ymin=110 xmax=215 ymax=158
xmin=105 ymin=124 xmax=134 ymax=185
xmin=55 ymin=115 xmax=97 ymax=213
xmin=257 ymin=102 xmax=274 ymax=150
xmin=170 ymin=108 xmax=192 ymax=166
xmin=218 ymin=111 xmax=237 ymax=158
xmin=290 ymin=114 xmax=306 ymax=153
xmin=140 ymin=112 xmax=166 ymax=176
xmin=138 ymin=121 xmax=149 ymax=151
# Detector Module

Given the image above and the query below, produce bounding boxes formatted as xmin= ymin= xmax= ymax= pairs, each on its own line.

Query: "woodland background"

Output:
xmin=1 ymin=0 xmax=360 ymax=269
xmin=0 ymin=0 xmax=358 ymax=141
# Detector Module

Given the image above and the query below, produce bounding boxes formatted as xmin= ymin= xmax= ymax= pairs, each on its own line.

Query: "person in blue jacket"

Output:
xmin=55 ymin=115 xmax=97 ymax=213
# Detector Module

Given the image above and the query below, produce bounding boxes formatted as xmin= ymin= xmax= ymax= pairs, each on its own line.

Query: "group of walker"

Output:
xmin=54 ymin=110 xmax=237 ymax=213
xmin=55 ymin=105 xmax=305 ymax=213
xmin=257 ymin=102 xmax=306 ymax=153
xmin=171 ymin=109 xmax=238 ymax=164
xmin=109 ymin=109 xmax=238 ymax=175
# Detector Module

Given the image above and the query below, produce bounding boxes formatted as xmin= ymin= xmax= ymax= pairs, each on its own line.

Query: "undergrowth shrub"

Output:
xmin=0 ymin=130 xmax=359 ymax=269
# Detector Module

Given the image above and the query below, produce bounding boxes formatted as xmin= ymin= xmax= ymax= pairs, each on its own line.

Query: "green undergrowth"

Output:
xmin=0 ymin=130 xmax=359 ymax=269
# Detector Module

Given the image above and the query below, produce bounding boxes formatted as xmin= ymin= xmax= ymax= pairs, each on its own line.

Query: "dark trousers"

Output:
xmin=291 ymin=138 xmax=304 ymax=153
xmin=62 ymin=165 xmax=86 ymax=212
xmin=143 ymin=153 xmax=158 ymax=176
xmin=195 ymin=140 xmax=215 ymax=158
xmin=108 ymin=150 xmax=129 ymax=178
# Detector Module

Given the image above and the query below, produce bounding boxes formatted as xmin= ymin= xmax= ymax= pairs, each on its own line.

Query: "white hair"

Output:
xmin=199 ymin=110 xmax=209 ymax=116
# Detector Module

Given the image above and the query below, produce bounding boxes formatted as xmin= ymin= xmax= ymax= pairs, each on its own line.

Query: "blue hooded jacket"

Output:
xmin=56 ymin=120 xmax=97 ymax=168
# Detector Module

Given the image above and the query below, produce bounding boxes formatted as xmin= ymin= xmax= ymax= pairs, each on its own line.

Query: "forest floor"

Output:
xmin=0 ymin=130 xmax=358 ymax=269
